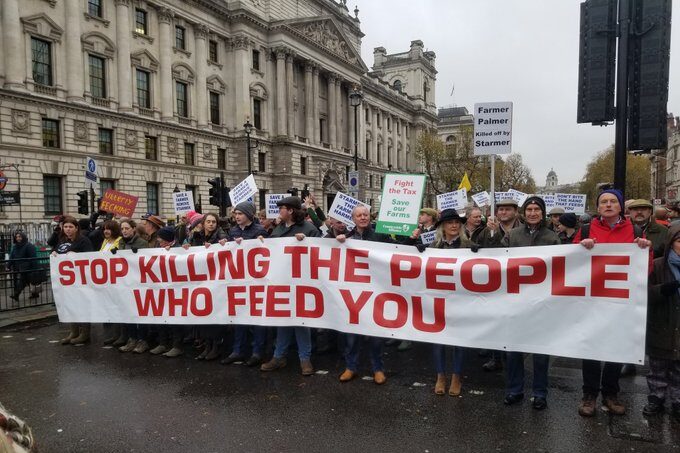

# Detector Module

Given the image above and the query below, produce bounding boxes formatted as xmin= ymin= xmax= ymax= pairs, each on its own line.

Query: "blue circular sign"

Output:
xmin=350 ymin=177 xmax=358 ymax=186
xmin=87 ymin=159 xmax=96 ymax=172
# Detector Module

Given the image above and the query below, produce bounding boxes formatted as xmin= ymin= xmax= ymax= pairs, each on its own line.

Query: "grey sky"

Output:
xmin=355 ymin=0 xmax=680 ymax=186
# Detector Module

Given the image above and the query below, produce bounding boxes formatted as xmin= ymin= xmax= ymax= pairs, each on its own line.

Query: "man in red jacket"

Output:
xmin=573 ymin=188 xmax=652 ymax=417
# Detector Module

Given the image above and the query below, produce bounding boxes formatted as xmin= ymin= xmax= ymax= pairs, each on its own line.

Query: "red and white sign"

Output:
xmin=100 ymin=189 xmax=138 ymax=218
xmin=50 ymin=239 xmax=648 ymax=363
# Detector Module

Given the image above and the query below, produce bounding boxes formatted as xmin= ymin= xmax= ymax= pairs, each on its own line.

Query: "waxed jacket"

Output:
xmin=643 ymin=220 xmax=669 ymax=259
xmin=502 ymin=223 xmax=560 ymax=248
xmin=190 ymin=227 xmax=228 ymax=246
xmin=648 ymin=256 xmax=680 ymax=360
xmin=477 ymin=218 xmax=522 ymax=248
xmin=228 ymin=222 xmax=268 ymax=241
xmin=118 ymin=235 xmax=149 ymax=251
xmin=271 ymin=220 xmax=321 ymax=238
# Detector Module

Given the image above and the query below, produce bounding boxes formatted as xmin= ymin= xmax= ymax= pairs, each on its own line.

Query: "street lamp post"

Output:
xmin=173 ymin=185 xmax=180 ymax=224
xmin=349 ymin=86 xmax=363 ymax=172
xmin=243 ymin=120 xmax=259 ymax=175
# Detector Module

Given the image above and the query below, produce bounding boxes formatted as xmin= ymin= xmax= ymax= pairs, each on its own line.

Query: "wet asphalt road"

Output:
xmin=1 ymin=320 xmax=679 ymax=453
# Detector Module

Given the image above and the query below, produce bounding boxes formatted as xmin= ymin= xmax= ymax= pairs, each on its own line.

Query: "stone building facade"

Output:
xmin=0 ymin=0 xmax=437 ymax=225
xmin=651 ymin=114 xmax=680 ymax=202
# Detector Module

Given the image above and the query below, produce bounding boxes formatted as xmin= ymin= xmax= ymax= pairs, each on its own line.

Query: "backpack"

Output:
xmin=579 ymin=222 xmax=642 ymax=240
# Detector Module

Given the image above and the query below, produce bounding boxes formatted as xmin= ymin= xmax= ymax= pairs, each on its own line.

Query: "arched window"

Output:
xmin=446 ymin=135 xmax=456 ymax=143
xmin=393 ymin=80 xmax=402 ymax=92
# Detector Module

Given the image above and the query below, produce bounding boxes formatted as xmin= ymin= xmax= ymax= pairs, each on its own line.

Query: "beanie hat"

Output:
xmin=558 ymin=213 xmax=578 ymax=229
xmin=234 ymin=201 xmax=256 ymax=221
xmin=189 ymin=212 xmax=204 ymax=229
xmin=157 ymin=226 xmax=176 ymax=243
xmin=521 ymin=196 xmax=546 ymax=217
xmin=597 ymin=189 xmax=624 ymax=214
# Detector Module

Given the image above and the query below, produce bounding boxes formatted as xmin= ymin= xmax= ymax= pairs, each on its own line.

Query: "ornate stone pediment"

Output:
xmin=277 ymin=18 xmax=367 ymax=72
xmin=131 ymin=49 xmax=159 ymax=72
xmin=21 ymin=13 xmax=64 ymax=42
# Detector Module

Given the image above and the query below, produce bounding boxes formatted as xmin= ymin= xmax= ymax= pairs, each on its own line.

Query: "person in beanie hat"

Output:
xmin=157 ymin=226 xmax=176 ymax=247
xmin=222 ymin=201 xmax=269 ymax=367
xmin=557 ymin=213 xmax=579 ymax=244
xmin=501 ymin=195 xmax=559 ymax=411
xmin=573 ymin=188 xmax=652 ymax=417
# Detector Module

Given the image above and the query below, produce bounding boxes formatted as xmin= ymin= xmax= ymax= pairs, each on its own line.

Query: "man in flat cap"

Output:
xmin=628 ymin=199 xmax=668 ymax=259
xmin=547 ymin=207 xmax=565 ymax=232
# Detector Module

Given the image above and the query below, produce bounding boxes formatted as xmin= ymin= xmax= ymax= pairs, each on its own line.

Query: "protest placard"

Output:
xmin=494 ymin=191 xmax=513 ymax=202
xmin=328 ymin=192 xmax=369 ymax=228
xmin=229 ymin=174 xmax=258 ymax=207
xmin=555 ymin=193 xmax=587 ymax=214
xmin=541 ymin=194 xmax=556 ymax=212
xmin=376 ymin=174 xmax=426 ymax=236
xmin=437 ymin=188 xmax=467 ymax=211
xmin=99 ymin=189 xmax=138 ymax=218
xmin=473 ymin=102 xmax=513 ymax=156
xmin=420 ymin=230 xmax=436 ymax=245
xmin=265 ymin=194 xmax=287 ymax=219
xmin=471 ymin=191 xmax=491 ymax=208
xmin=51 ymin=239 xmax=648 ymax=364
xmin=508 ymin=188 xmax=528 ymax=207
xmin=172 ymin=191 xmax=195 ymax=215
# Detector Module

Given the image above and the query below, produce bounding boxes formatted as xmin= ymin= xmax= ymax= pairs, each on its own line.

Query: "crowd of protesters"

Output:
xmin=7 ymin=188 xmax=680 ymax=420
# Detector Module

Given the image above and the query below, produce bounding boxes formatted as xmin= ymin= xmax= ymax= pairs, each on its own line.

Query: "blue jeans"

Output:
xmin=344 ymin=334 xmax=384 ymax=372
xmin=432 ymin=344 xmax=465 ymax=374
xmin=273 ymin=327 xmax=312 ymax=361
xmin=232 ymin=325 xmax=266 ymax=357
xmin=505 ymin=352 xmax=550 ymax=398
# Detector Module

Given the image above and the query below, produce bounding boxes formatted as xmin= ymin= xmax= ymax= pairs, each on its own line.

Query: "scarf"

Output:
xmin=667 ymin=250 xmax=680 ymax=294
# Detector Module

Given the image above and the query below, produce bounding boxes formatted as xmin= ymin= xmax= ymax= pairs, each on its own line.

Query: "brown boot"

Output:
xmin=260 ymin=357 xmax=287 ymax=372
xmin=340 ymin=369 xmax=356 ymax=382
xmin=373 ymin=371 xmax=387 ymax=385
xmin=602 ymin=396 xmax=626 ymax=415
xmin=70 ymin=324 xmax=91 ymax=345
xmin=300 ymin=359 xmax=314 ymax=376
xmin=578 ymin=395 xmax=597 ymax=417
xmin=60 ymin=324 xmax=79 ymax=345
xmin=449 ymin=374 xmax=462 ymax=396
xmin=434 ymin=374 xmax=446 ymax=395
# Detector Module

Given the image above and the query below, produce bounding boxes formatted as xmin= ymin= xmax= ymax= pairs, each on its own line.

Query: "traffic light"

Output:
xmin=77 ymin=190 xmax=89 ymax=215
xmin=208 ymin=177 xmax=222 ymax=207
xmin=627 ymin=0 xmax=672 ymax=151
xmin=287 ymin=187 xmax=299 ymax=197
xmin=222 ymin=187 xmax=232 ymax=208
xmin=577 ymin=0 xmax=616 ymax=124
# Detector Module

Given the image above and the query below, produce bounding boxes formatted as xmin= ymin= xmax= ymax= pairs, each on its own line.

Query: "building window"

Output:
xmin=145 ymin=136 xmax=157 ymax=160
xmin=175 ymin=26 xmax=185 ymax=50
xmin=98 ymin=128 xmax=113 ymax=155
xmin=253 ymin=99 xmax=262 ymax=129
xmin=146 ymin=183 xmax=159 ymax=215
xmin=135 ymin=9 xmax=148 ymax=35
xmin=300 ymin=156 xmax=307 ymax=175
xmin=42 ymin=119 xmax=60 ymax=148
xmin=31 ymin=38 xmax=52 ymax=86
xmin=320 ymin=119 xmax=326 ymax=143
xmin=100 ymin=179 xmax=115 ymax=197
xmin=185 ymin=185 xmax=198 ymax=203
xmin=89 ymin=55 xmax=106 ymax=99
xmin=217 ymin=148 xmax=226 ymax=170
xmin=136 ymin=69 xmax=150 ymax=108
xmin=252 ymin=49 xmax=260 ymax=71
xmin=209 ymin=40 xmax=218 ymax=62
xmin=43 ymin=176 xmax=62 ymax=215
xmin=423 ymin=82 xmax=427 ymax=103
xmin=397 ymin=121 xmax=400 ymax=134
xmin=365 ymin=140 xmax=370 ymax=158
xmin=365 ymin=108 xmax=370 ymax=123
xmin=258 ymin=152 xmax=266 ymax=173
xmin=176 ymin=81 xmax=188 ymax=117
xmin=377 ymin=143 xmax=382 ymax=163
xmin=393 ymin=80 xmax=402 ymax=92
xmin=369 ymin=174 xmax=373 ymax=188
xmin=209 ymin=92 xmax=220 ymax=125
xmin=88 ymin=0 xmax=102 ymax=17
xmin=184 ymin=143 xmax=194 ymax=166
xmin=377 ymin=112 xmax=381 ymax=125
xmin=259 ymin=189 xmax=267 ymax=210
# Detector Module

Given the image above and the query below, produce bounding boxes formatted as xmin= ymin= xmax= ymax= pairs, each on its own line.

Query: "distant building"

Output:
xmin=537 ymin=168 xmax=579 ymax=195
xmin=437 ymin=106 xmax=474 ymax=145
xmin=651 ymin=114 xmax=680 ymax=202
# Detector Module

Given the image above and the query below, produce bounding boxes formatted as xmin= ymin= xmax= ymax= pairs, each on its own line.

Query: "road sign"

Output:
xmin=0 ymin=170 xmax=7 ymax=190
xmin=85 ymin=156 xmax=98 ymax=188
xmin=348 ymin=170 xmax=359 ymax=192
xmin=0 ymin=191 xmax=20 ymax=205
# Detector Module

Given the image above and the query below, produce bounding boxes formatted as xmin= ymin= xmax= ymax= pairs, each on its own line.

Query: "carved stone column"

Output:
xmin=304 ymin=63 xmax=314 ymax=142
xmin=195 ymin=24 xmax=209 ymax=128
xmin=275 ymin=48 xmax=287 ymax=136
xmin=347 ymin=86 xmax=354 ymax=154
xmin=65 ymin=0 xmax=85 ymax=102
xmin=328 ymin=73 xmax=336 ymax=148
xmin=335 ymin=78 xmax=342 ymax=148
xmin=391 ymin=115 xmax=398 ymax=168
xmin=312 ymin=66 xmax=320 ymax=144
xmin=371 ymin=106 xmax=378 ymax=164
xmin=2 ymin=0 xmax=26 ymax=90
xmin=158 ymin=7 xmax=175 ymax=121
xmin=286 ymin=53 xmax=295 ymax=138
xmin=114 ymin=0 xmax=132 ymax=109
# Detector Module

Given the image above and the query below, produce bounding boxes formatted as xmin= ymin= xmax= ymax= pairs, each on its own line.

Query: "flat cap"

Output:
xmin=276 ymin=196 xmax=302 ymax=210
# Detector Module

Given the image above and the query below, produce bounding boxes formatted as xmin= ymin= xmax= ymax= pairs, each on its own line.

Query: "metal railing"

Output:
xmin=0 ymin=255 xmax=53 ymax=312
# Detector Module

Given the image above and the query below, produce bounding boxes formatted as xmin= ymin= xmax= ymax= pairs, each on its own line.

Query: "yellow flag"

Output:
xmin=458 ymin=172 xmax=472 ymax=192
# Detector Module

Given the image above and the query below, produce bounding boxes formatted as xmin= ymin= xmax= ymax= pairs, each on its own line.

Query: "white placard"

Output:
xmin=473 ymin=102 xmax=513 ymax=155
xmin=508 ymin=188 xmax=528 ymax=207
xmin=265 ymin=194 xmax=287 ymax=219
xmin=329 ymin=192 xmax=370 ymax=228
xmin=172 ymin=191 xmax=195 ymax=215
xmin=229 ymin=174 xmax=258 ymax=207
xmin=542 ymin=194 xmax=556 ymax=212
xmin=471 ymin=191 xmax=491 ymax=208
xmin=437 ymin=188 xmax=468 ymax=211
xmin=494 ymin=191 xmax=514 ymax=203
xmin=420 ymin=230 xmax=437 ymax=245
xmin=376 ymin=174 xmax=427 ymax=236
xmin=555 ymin=193 xmax=587 ymax=214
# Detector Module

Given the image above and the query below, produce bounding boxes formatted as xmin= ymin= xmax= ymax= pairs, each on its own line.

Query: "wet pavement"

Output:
xmin=1 ymin=320 xmax=679 ymax=453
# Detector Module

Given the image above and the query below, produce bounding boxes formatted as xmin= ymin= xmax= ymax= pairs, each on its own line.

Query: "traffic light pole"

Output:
xmin=89 ymin=186 xmax=96 ymax=217
xmin=613 ymin=0 xmax=631 ymax=197
xmin=219 ymin=171 xmax=226 ymax=218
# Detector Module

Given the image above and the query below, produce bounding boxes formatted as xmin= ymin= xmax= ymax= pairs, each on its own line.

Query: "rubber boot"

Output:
xmin=61 ymin=324 xmax=79 ymax=345
xmin=70 ymin=324 xmax=91 ymax=345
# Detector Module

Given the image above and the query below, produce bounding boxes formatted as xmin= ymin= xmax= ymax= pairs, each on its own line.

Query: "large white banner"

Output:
xmin=50 ymin=239 xmax=648 ymax=363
